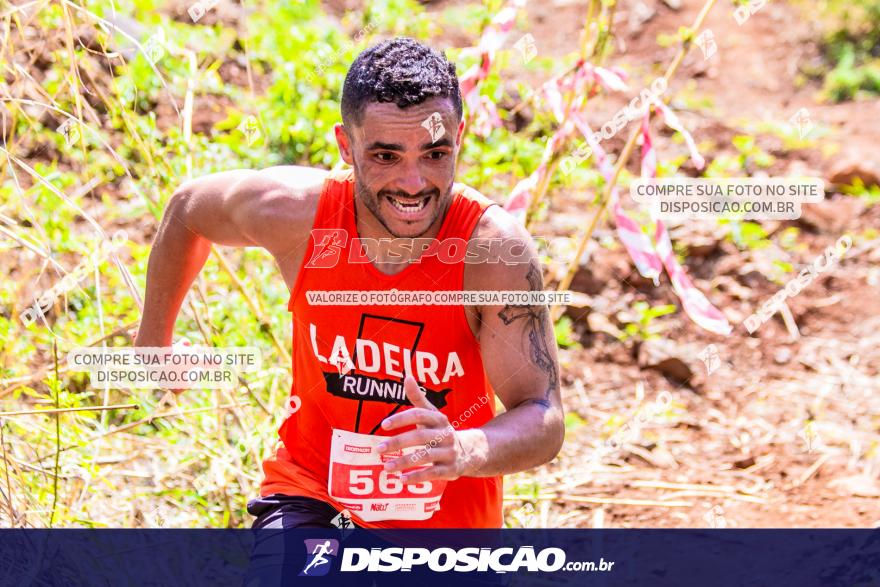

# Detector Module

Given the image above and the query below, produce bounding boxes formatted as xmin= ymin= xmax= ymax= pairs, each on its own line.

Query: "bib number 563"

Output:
xmin=349 ymin=468 xmax=431 ymax=496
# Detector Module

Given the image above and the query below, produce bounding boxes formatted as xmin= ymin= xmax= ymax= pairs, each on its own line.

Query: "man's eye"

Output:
xmin=375 ymin=153 xmax=396 ymax=162
xmin=427 ymin=151 xmax=446 ymax=160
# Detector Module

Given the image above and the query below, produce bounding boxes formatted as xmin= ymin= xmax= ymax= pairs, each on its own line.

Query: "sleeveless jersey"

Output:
xmin=260 ymin=168 xmax=503 ymax=528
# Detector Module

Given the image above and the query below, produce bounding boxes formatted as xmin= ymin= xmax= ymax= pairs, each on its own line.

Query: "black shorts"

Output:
xmin=247 ymin=494 xmax=357 ymax=530
xmin=245 ymin=495 xmax=361 ymax=586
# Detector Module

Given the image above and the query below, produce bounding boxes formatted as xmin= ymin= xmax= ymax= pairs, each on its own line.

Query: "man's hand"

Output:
xmin=377 ymin=375 xmax=473 ymax=484
xmin=134 ymin=339 xmax=226 ymax=400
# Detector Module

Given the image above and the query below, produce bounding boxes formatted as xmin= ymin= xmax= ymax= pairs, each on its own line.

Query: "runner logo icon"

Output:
xmin=300 ymin=538 xmax=340 ymax=577
xmin=306 ymin=229 xmax=348 ymax=268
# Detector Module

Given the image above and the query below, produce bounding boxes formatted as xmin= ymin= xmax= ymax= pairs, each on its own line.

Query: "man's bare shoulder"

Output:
xmin=223 ymin=166 xmax=327 ymax=240
xmin=453 ymin=182 xmax=525 ymax=244
xmin=470 ymin=203 xmax=526 ymax=241
xmin=464 ymin=203 xmax=539 ymax=291
xmin=254 ymin=165 xmax=330 ymax=193
xmin=231 ymin=165 xmax=328 ymax=216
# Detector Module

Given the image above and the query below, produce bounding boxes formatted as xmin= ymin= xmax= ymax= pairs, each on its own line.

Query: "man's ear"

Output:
xmin=455 ymin=118 xmax=465 ymax=148
xmin=335 ymin=123 xmax=354 ymax=165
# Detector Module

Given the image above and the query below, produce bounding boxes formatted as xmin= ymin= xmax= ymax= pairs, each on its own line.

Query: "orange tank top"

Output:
xmin=260 ymin=168 xmax=502 ymax=529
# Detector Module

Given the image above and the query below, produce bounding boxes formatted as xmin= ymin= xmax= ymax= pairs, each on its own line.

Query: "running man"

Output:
xmin=135 ymin=37 xmax=564 ymax=529
xmin=301 ymin=540 xmax=334 ymax=575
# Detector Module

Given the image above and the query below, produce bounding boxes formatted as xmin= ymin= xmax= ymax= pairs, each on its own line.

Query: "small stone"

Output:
xmin=827 ymin=159 xmax=880 ymax=188
xmin=774 ymin=348 xmax=792 ymax=364
xmin=637 ymin=339 xmax=699 ymax=385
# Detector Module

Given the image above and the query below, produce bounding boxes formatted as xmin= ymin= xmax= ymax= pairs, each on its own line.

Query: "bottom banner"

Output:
xmin=0 ymin=529 xmax=877 ymax=586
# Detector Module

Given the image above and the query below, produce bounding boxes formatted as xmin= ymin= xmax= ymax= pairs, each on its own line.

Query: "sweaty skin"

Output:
xmin=136 ymin=96 xmax=564 ymax=482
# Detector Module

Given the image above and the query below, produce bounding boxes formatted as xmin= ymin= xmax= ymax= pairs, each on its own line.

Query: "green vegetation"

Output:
xmin=554 ymin=316 xmax=581 ymax=349
xmin=810 ymin=0 xmax=880 ymax=101
xmin=615 ymin=301 xmax=677 ymax=343
xmin=0 ymin=0 xmax=563 ymax=528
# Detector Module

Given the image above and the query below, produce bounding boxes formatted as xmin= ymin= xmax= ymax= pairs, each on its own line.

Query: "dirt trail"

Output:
xmin=420 ymin=0 xmax=880 ymax=527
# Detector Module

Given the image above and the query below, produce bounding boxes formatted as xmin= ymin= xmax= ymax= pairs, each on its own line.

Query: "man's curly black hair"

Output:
xmin=341 ymin=37 xmax=463 ymax=128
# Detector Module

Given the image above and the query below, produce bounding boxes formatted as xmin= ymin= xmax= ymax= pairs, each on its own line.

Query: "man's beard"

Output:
xmin=353 ymin=174 xmax=451 ymax=239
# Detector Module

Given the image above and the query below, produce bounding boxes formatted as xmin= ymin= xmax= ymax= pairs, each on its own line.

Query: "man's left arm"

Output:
xmin=453 ymin=220 xmax=565 ymax=477
xmin=379 ymin=209 xmax=564 ymax=482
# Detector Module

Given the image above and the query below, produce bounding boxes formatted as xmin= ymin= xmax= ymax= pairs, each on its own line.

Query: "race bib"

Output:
xmin=328 ymin=428 xmax=447 ymax=522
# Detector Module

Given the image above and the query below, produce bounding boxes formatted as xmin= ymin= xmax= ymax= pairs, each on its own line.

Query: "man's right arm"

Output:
xmin=134 ymin=166 xmax=326 ymax=347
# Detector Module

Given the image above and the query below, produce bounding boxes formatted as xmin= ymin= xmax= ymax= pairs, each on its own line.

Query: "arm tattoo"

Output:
xmin=519 ymin=397 xmax=552 ymax=410
xmin=497 ymin=260 xmax=559 ymax=403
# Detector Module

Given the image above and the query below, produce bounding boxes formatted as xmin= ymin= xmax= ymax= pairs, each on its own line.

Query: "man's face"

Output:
xmin=336 ymin=97 xmax=464 ymax=238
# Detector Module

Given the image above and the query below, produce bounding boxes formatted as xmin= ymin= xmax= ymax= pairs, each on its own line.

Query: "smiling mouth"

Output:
xmin=385 ymin=193 xmax=432 ymax=214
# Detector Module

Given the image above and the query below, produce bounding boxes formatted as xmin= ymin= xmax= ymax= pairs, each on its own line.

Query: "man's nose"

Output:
xmin=395 ymin=160 xmax=428 ymax=196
